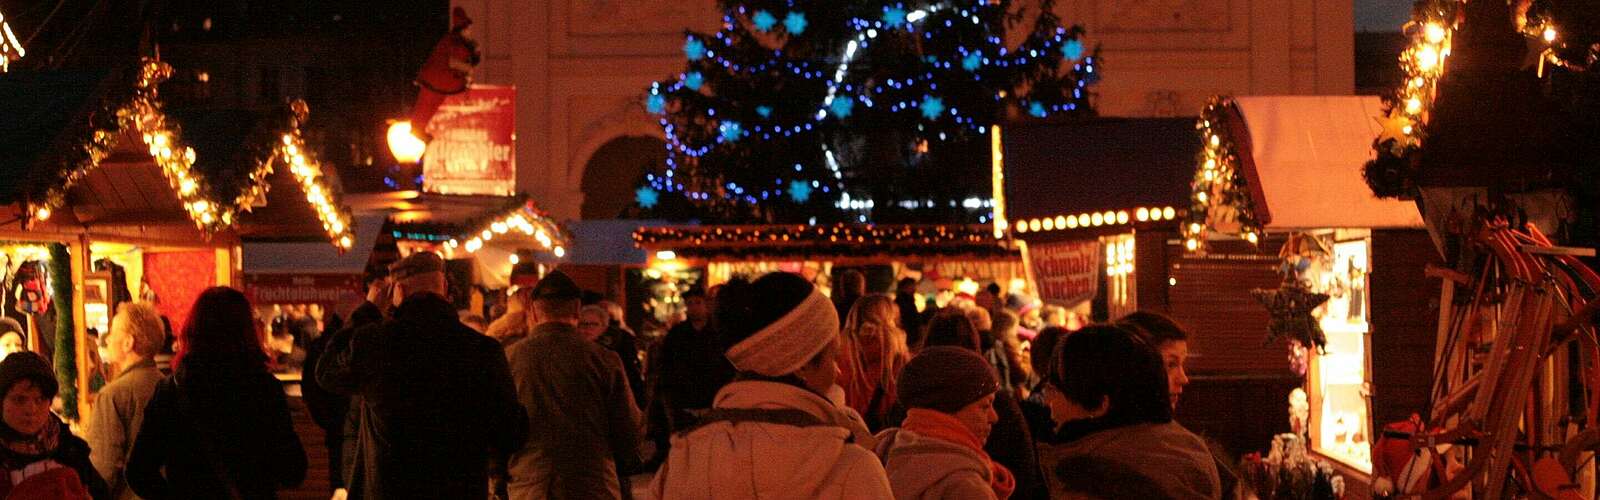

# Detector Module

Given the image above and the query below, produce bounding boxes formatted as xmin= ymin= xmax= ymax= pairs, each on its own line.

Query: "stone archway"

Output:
xmin=579 ymin=135 xmax=665 ymax=219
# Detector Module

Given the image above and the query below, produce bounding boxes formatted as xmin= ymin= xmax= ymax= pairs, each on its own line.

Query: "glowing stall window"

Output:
xmin=1309 ymin=237 xmax=1372 ymax=472
xmin=1102 ymin=233 xmax=1136 ymax=319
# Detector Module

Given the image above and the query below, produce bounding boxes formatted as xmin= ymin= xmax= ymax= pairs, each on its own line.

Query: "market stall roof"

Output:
xmin=242 ymin=215 xmax=387 ymax=274
xmin=1233 ymin=96 xmax=1423 ymax=230
xmin=0 ymin=60 xmax=355 ymax=248
xmin=633 ymin=224 xmax=1017 ymax=263
xmin=1000 ymin=118 xmax=1197 ymax=239
xmin=350 ymin=190 xmax=571 ymax=256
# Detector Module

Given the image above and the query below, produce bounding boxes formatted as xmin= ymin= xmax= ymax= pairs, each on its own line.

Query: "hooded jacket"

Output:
xmin=873 ymin=428 xmax=996 ymax=500
xmin=1049 ymin=421 xmax=1221 ymax=500
xmin=650 ymin=380 xmax=893 ymax=500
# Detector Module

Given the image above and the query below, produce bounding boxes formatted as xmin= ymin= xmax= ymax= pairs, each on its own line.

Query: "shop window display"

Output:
xmin=1305 ymin=235 xmax=1373 ymax=472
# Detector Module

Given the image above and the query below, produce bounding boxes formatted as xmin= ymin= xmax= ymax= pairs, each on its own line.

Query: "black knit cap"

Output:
xmin=898 ymin=346 xmax=1000 ymax=414
xmin=0 ymin=352 xmax=58 ymax=400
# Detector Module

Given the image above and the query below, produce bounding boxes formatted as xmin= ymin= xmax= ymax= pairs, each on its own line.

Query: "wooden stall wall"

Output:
xmin=1368 ymin=229 xmax=1440 ymax=428
xmin=1157 ymin=236 xmax=1301 ymax=458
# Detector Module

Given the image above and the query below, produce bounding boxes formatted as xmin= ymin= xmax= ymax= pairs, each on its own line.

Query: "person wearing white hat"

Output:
xmin=650 ymin=272 xmax=892 ymax=500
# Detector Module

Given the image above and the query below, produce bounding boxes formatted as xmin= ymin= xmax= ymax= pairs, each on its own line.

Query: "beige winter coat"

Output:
xmin=874 ymin=428 xmax=998 ymax=500
xmin=650 ymin=380 xmax=892 ymax=500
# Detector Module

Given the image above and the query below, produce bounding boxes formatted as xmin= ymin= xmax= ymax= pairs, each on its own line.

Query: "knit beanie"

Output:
xmin=0 ymin=352 xmax=58 ymax=399
xmin=899 ymin=346 xmax=999 ymax=414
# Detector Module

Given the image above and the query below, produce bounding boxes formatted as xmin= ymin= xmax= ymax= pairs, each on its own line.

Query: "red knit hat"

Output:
xmin=898 ymin=346 xmax=999 ymax=414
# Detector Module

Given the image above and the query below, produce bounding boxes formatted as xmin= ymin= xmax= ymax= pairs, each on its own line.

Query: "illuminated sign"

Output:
xmin=422 ymin=85 xmax=516 ymax=196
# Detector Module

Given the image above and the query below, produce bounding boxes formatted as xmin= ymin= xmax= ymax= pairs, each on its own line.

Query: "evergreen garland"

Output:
xmin=48 ymin=243 xmax=76 ymax=420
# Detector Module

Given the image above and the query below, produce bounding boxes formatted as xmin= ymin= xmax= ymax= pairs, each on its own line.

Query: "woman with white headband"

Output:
xmin=650 ymin=272 xmax=893 ymax=500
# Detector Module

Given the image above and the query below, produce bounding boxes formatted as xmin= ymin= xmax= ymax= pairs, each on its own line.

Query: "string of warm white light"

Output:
xmin=1012 ymin=206 xmax=1178 ymax=235
xmin=1183 ymin=97 xmax=1263 ymax=251
xmin=129 ymin=61 xmax=249 ymax=232
xmin=442 ymin=203 xmax=568 ymax=258
xmin=0 ymin=8 xmax=23 ymax=73
xmin=1373 ymin=0 xmax=1460 ymax=162
xmin=275 ymin=124 xmax=356 ymax=250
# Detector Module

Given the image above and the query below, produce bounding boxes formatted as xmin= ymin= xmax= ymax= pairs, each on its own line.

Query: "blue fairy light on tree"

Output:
xmin=642 ymin=0 xmax=1100 ymax=223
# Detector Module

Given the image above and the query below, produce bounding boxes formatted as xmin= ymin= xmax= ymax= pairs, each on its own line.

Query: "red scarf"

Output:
xmin=902 ymin=408 xmax=1015 ymax=500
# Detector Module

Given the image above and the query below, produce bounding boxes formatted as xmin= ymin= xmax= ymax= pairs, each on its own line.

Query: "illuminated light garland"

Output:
xmin=273 ymin=100 xmax=356 ymax=250
xmin=403 ymin=198 xmax=571 ymax=258
xmin=0 ymin=8 xmax=22 ymax=73
xmin=1182 ymin=97 xmax=1264 ymax=251
xmin=633 ymin=223 xmax=1014 ymax=260
xmin=1011 ymin=206 xmax=1179 ymax=235
xmin=24 ymin=60 xmax=275 ymax=233
xmin=1364 ymin=0 xmax=1461 ymax=198
xmin=1513 ymin=3 xmax=1596 ymax=76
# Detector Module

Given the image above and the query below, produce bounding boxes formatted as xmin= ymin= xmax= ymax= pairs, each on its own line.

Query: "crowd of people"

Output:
xmin=0 ymin=251 xmax=1231 ymax=499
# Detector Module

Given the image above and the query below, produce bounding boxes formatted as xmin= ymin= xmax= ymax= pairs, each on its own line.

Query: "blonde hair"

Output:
xmin=840 ymin=294 xmax=910 ymax=391
xmin=112 ymin=302 xmax=166 ymax=357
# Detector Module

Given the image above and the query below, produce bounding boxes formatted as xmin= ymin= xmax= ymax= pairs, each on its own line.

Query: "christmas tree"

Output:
xmin=639 ymin=0 xmax=1098 ymax=223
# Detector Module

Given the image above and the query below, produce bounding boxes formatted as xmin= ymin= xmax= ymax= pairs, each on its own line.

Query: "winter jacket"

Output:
xmin=506 ymin=322 xmax=641 ymax=500
xmin=86 ymin=358 xmax=161 ymax=500
xmin=873 ymin=428 xmax=996 ymax=500
xmin=0 ymin=420 xmax=110 ymax=500
xmin=650 ymin=380 xmax=893 ymax=500
xmin=316 ymin=293 xmax=527 ymax=500
xmin=126 ymin=355 xmax=305 ymax=500
xmin=597 ymin=325 xmax=646 ymax=408
xmin=655 ymin=320 xmax=735 ymax=426
xmin=987 ymin=389 xmax=1046 ymax=500
xmin=1048 ymin=421 xmax=1222 ymax=500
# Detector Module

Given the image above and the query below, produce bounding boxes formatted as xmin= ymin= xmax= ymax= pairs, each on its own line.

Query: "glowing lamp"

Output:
xmin=386 ymin=121 xmax=427 ymax=164
xmin=33 ymin=207 xmax=50 ymax=221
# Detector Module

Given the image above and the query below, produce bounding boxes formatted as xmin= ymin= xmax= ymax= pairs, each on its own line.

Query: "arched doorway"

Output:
xmin=580 ymin=136 xmax=665 ymax=219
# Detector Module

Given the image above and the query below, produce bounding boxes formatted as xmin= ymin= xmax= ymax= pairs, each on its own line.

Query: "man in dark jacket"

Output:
xmin=302 ymin=269 xmax=387 ymax=498
xmin=507 ymin=270 xmax=641 ymax=499
xmin=317 ymin=252 xmax=527 ymax=500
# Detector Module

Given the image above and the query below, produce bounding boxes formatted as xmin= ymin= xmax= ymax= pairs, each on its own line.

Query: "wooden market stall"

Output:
xmin=631 ymin=224 xmax=1025 ymax=337
xmin=0 ymin=59 xmax=353 ymax=419
xmin=1182 ymin=95 xmax=1435 ymax=492
xmin=999 ymin=117 xmax=1306 ymax=460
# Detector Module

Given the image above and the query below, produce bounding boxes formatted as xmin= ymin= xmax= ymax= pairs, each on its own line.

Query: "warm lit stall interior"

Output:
xmin=1182 ymin=96 xmax=1429 ymax=482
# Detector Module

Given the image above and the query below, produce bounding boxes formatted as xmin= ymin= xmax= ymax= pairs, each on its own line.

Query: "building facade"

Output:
xmin=458 ymin=0 xmax=1354 ymax=220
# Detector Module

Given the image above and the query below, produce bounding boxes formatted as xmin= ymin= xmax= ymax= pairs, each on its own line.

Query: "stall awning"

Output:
xmin=1232 ymin=96 xmax=1424 ymax=230
xmin=242 ymin=215 xmax=386 ymax=274
xmin=1001 ymin=118 xmax=1197 ymax=239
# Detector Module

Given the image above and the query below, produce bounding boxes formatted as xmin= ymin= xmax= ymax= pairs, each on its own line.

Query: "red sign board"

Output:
xmin=1028 ymin=239 xmax=1101 ymax=306
xmin=244 ymin=274 xmax=364 ymax=305
xmin=422 ymin=85 xmax=516 ymax=196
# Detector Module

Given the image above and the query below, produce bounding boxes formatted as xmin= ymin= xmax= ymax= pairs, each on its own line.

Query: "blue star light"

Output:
xmin=961 ymin=52 xmax=983 ymax=71
xmin=1028 ymin=101 xmax=1047 ymax=118
xmin=683 ymin=72 xmax=704 ymax=90
xmin=635 ymin=187 xmax=660 ymax=208
xmin=883 ymin=6 xmax=907 ymax=27
xmin=647 ymin=94 xmax=666 ymax=114
xmin=1062 ymin=39 xmax=1085 ymax=60
xmin=752 ymin=10 xmax=778 ymax=31
xmin=788 ymin=180 xmax=813 ymax=203
xmin=683 ymin=37 xmax=706 ymax=60
xmin=783 ymin=12 xmax=808 ymax=35
xmin=719 ymin=121 xmax=744 ymax=142
xmin=756 ymin=105 xmax=773 ymax=118
xmin=830 ymin=96 xmax=855 ymax=118
xmin=920 ymin=96 xmax=945 ymax=119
